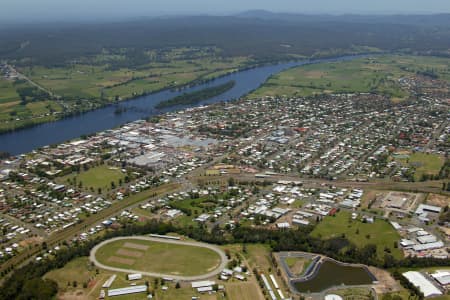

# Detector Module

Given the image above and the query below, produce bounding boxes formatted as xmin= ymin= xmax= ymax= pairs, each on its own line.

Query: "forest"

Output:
xmin=1 ymin=13 xmax=450 ymax=67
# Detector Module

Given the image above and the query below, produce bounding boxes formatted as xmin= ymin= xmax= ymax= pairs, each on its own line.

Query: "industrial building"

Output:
xmin=402 ymin=271 xmax=442 ymax=297
xmin=107 ymin=285 xmax=147 ymax=297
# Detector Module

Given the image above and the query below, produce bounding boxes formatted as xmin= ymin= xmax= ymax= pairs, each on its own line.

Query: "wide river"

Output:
xmin=0 ymin=55 xmax=364 ymax=155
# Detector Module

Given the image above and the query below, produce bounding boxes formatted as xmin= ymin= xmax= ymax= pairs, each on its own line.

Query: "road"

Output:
xmin=6 ymin=64 xmax=55 ymax=97
xmin=89 ymin=236 xmax=228 ymax=281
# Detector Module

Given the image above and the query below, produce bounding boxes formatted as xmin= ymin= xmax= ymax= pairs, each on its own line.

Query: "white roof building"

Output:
xmin=417 ymin=235 xmax=437 ymax=244
xmin=412 ymin=241 xmax=444 ymax=252
xmin=191 ymin=280 xmax=215 ymax=289
xmin=127 ymin=273 xmax=143 ymax=281
xmin=402 ymin=271 xmax=442 ymax=297
xmin=431 ymin=271 xmax=450 ymax=286
xmin=415 ymin=204 xmax=441 ymax=215
xmin=108 ymin=285 xmax=147 ymax=297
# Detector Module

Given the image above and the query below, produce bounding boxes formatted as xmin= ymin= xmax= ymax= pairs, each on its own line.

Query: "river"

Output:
xmin=0 ymin=55 xmax=365 ymax=155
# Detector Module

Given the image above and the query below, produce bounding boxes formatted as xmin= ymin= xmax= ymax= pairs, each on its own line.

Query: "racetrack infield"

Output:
xmin=91 ymin=236 xmax=227 ymax=280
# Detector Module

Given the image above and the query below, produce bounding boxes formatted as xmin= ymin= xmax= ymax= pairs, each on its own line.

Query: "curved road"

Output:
xmin=90 ymin=236 xmax=228 ymax=281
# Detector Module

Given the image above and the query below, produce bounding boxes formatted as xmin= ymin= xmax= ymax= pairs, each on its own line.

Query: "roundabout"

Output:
xmin=90 ymin=236 xmax=228 ymax=281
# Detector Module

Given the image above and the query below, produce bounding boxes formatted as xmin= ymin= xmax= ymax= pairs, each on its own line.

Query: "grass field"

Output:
xmin=95 ymin=238 xmax=221 ymax=276
xmin=0 ymin=78 xmax=20 ymax=104
xmin=284 ymin=257 xmax=312 ymax=276
xmin=249 ymin=55 xmax=450 ymax=99
xmin=311 ymin=211 xmax=402 ymax=259
xmin=20 ymin=52 xmax=249 ymax=102
xmin=44 ymin=256 xmax=96 ymax=291
xmin=169 ymin=196 xmax=217 ymax=214
xmin=0 ymin=77 xmax=62 ymax=132
xmin=408 ymin=153 xmax=445 ymax=181
xmin=225 ymin=281 xmax=263 ymax=300
xmin=62 ymin=165 xmax=125 ymax=192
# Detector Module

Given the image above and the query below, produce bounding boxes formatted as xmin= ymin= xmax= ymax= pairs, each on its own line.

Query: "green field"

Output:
xmin=20 ymin=50 xmax=250 ymax=102
xmin=0 ymin=78 xmax=62 ymax=132
xmin=311 ymin=211 xmax=402 ymax=259
xmin=95 ymin=238 xmax=222 ymax=276
xmin=62 ymin=165 xmax=125 ymax=192
xmin=408 ymin=153 xmax=445 ymax=181
xmin=44 ymin=256 xmax=96 ymax=290
xmin=169 ymin=196 xmax=217 ymax=213
xmin=250 ymin=55 xmax=450 ymax=99
xmin=0 ymin=78 xmax=20 ymax=104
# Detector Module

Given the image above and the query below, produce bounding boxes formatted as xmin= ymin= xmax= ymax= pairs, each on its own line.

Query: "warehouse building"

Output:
xmin=402 ymin=271 xmax=442 ymax=297
xmin=107 ymin=285 xmax=147 ymax=297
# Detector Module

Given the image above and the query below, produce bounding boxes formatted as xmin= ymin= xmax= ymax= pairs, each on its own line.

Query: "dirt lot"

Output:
xmin=369 ymin=266 xmax=401 ymax=295
xmin=426 ymin=193 xmax=450 ymax=208
xmin=107 ymin=256 xmax=135 ymax=265
xmin=116 ymin=248 xmax=143 ymax=258
xmin=123 ymin=242 xmax=149 ymax=250
xmin=19 ymin=236 xmax=43 ymax=248
xmin=57 ymin=290 xmax=87 ymax=300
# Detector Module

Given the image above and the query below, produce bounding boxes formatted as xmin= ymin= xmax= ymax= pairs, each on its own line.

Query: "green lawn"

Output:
xmin=249 ymin=55 xmax=450 ymax=99
xmin=0 ymin=78 xmax=20 ymax=104
xmin=169 ymin=196 xmax=217 ymax=215
xmin=62 ymin=165 xmax=125 ymax=191
xmin=408 ymin=153 xmax=445 ymax=181
xmin=95 ymin=238 xmax=221 ymax=276
xmin=311 ymin=211 xmax=402 ymax=259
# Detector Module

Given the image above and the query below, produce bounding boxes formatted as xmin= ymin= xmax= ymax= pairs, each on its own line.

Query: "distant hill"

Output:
xmin=236 ymin=10 xmax=450 ymax=26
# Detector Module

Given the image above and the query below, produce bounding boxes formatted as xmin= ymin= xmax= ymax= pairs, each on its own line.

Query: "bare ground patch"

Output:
xmin=123 ymin=242 xmax=149 ymax=251
xmin=369 ymin=266 xmax=401 ymax=294
xmin=289 ymin=259 xmax=307 ymax=276
xmin=57 ymin=290 xmax=86 ymax=300
xmin=107 ymin=256 xmax=135 ymax=265
xmin=303 ymin=70 xmax=326 ymax=79
xmin=426 ymin=193 xmax=450 ymax=208
xmin=116 ymin=248 xmax=143 ymax=258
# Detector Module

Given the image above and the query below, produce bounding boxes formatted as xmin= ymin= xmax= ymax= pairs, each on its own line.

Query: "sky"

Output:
xmin=2 ymin=0 xmax=450 ymax=23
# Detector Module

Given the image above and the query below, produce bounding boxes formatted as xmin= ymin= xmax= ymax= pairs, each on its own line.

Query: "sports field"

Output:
xmin=408 ymin=153 xmax=445 ymax=181
xmin=94 ymin=237 xmax=223 ymax=277
xmin=311 ymin=211 xmax=402 ymax=259
xmin=62 ymin=164 xmax=125 ymax=191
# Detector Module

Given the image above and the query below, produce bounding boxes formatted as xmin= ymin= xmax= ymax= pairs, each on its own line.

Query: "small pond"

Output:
xmin=293 ymin=259 xmax=375 ymax=293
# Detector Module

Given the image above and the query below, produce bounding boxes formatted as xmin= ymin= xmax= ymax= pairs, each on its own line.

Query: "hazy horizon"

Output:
xmin=2 ymin=0 xmax=450 ymax=23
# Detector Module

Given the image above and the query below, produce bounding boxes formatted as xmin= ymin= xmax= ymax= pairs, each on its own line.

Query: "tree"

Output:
xmin=18 ymin=278 xmax=58 ymax=300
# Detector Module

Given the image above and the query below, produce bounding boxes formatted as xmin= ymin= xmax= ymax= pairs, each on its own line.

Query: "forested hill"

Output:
xmin=1 ymin=13 xmax=450 ymax=66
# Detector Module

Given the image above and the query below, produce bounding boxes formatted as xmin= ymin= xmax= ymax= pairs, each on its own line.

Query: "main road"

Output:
xmin=89 ymin=236 xmax=228 ymax=281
